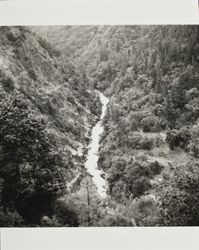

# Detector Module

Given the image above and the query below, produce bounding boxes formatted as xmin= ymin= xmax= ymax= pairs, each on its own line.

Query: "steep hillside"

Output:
xmin=31 ymin=26 xmax=106 ymax=64
xmin=0 ymin=26 xmax=101 ymax=226
xmin=95 ymin=26 xmax=199 ymax=225
xmin=43 ymin=25 xmax=199 ymax=226
xmin=1 ymin=26 xmax=199 ymax=227
xmin=1 ymin=26 xmax=101 ymax=151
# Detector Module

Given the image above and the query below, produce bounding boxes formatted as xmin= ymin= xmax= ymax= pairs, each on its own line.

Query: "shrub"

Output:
xmin=100 ymin=213 xmax=132 ymax=226
xmin=124 ymin=162 xmax=152 ymax=198
xmin=141 ymin=115 xmax=159 ymax=132
xmin=140 ymin=137 xmax=154 ymax=150
xmin=149 ymin=161 xmax=164 ymax=175
xmin=128 ymin=132 xmax=143 ymax=149
xmin=131 ymin=118 xmax=139 ymax=131
xmin=178 ymin=127 xmax=191 ymax=149
xmin=53 ymin=200 xmax=80 ymax=227
xmin=127 ymin=196 xmax=159 ymax=226
xmin=0 ymin=208 xmax=24 ymax=227
xmin=131 ymin=177 xmax=151 ymax=198
xmin=189 ymin=138 xmax=199 ymax=158
xmin=158 ymin=158 xmax=199 ymax=226
xmin=166 ymin=129 xmax=179 ymax=150
xmin=166 ymin=127 xmax=191 ymax=150
xmin=0 ymin=70 xmax=15 ymax=93
xmin=0 ymin=88 xmax=66 ymax=225
xmin=28 ymin=68 xmax=37 ymax=81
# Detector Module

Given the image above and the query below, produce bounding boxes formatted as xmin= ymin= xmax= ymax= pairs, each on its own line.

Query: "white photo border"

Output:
xmin=0 ymin=1 xmax=199 ymax=250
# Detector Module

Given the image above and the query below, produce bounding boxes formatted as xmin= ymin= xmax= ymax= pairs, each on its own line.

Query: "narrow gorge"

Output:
xmin=85 ymin=91 xmax=109 ymax=198
xmin=1 ymin=26 xmax=199 ymax=227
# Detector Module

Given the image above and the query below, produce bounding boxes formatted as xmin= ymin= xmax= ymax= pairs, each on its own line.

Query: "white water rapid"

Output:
xmin=84 ymin=91 xmax=109 ymax=198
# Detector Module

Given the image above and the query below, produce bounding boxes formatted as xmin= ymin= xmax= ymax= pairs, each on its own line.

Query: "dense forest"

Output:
xmin=0 ymin=26 xmax=199 ymax=226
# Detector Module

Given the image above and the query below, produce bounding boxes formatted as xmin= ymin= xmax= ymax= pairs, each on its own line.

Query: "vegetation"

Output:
xmin=158 ymin=158 xmax=199 ymax=226
xmin=0 ymin=88 xmax=66 ymax=225
xmin=0 ymin=26 xmax=100 ymax=226
xmin=1 ymin=26 xmax=199 ymax=226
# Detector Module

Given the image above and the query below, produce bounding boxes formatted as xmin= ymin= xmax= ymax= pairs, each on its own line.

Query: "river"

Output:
xmin=84 ymin=90 xmax=109 ymax=198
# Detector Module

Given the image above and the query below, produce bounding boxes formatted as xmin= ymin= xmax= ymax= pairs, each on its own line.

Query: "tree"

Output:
xmin=171 ymin=78 xmax=186 ymax=109
xmin=166 ymin=127 xmax=191 ymax=150
xmin=165 ymin=90 xmax=179 ymax=129
xmin=0 ymin=88 xmax=66 ymax=225
xmin=124 ymin=162 xmax=152 ymax=199
xmin=141 ymin=115 xmax=159 ymax=132
xmin=166 ymin=129 xmax=179 ymax=150
xmin=158 ymin=158 xmax=199 ymax=226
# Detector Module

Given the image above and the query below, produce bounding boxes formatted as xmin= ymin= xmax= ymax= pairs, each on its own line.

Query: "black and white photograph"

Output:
xmin=0 ymin=25 xmax=199 ymax=227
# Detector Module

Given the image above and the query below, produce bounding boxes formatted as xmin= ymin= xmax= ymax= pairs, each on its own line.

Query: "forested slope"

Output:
xmin=0 ymin=26 xmax=100 ymax=226
xmin=47 ymin=25 xmax=199 ymax=226
xmin=1 ymin=26 xmax=199 ymax=227
xmin=94 ymin=26 xmax=199 ymax=226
